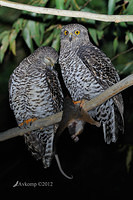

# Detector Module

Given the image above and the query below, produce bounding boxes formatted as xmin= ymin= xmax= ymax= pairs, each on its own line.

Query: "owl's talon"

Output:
xmin=73 ymin=100 xmax=85 ymax=108
xmin=19 ymin=118 xmax=37 ymax=128
xmin=73 ymin=100 xmax=82 ymax=105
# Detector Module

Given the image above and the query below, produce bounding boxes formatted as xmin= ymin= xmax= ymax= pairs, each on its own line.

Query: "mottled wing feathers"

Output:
xmin=77 ymin=43 xmax=124 ymax=124
xmin=77 ymin=44 xmax=120 ymax=89
xmin=45 ymin=67 xmax=64 ymax=113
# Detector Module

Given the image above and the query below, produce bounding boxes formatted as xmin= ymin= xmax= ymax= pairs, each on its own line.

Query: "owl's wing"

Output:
xmin=77 ymin=44 xmax=120 ymax=89
xmin=77 ymin=43 xmax=124 ymax=120
xmin=45 ymin=67 xmax=64 ymax=113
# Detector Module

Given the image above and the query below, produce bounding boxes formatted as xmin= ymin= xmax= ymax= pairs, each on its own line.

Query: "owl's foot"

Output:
xmin=73 ymin=100 xmax=82 ymax=105
xmin=19 ymin=118 xmax=37 ymax=128
xmin=73 ymin=99 xmax=85 ymax=108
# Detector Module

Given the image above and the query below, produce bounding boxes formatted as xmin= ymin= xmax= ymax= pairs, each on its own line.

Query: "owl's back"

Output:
xmin=9 ymin=51 xmax=63 ymax=167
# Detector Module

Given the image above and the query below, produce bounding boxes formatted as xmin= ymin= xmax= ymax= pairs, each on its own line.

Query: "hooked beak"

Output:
xmin=69 ymin=33 xmax=73 ymax=42
xmin=47 ymin=63 xmax=54 ymax=71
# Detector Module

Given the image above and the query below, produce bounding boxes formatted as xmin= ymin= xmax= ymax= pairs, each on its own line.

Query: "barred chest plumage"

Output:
xmin=59 ymin=48 xmax=103 ymax=102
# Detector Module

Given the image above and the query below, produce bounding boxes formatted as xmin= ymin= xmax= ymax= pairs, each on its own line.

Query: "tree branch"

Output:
xmin=0 ymin=0 xmax=133 ymax=22
xmin=0 ymin=74 xmax=133 ymax=142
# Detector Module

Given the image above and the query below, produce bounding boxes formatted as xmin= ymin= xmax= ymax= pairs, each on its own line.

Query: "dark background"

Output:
xmin=0 ymin=61 xmax=133 ymax=197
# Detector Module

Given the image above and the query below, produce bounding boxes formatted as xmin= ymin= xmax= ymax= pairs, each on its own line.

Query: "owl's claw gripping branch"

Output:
xmin=73 ymin=99 xmax=85 ymax=108
xmin=19 ymin=118 xmax=37 ymax=128
xmin=73 ymin=100 xmax=82 ymax=105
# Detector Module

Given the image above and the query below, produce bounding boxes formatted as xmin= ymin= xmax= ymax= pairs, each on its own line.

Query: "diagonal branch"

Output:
xmin=0 ymin=0 xmax=133 ymax=22
xmin=0 ymin=74 xmax=133 ymax=142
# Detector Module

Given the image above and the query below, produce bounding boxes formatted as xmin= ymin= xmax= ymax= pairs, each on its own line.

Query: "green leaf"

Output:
xmin=113 ymin=37 xmax=118 ymax=53
xmin=10 ymin=40 xmax=16 ymax=56
xmin=39 ymin=23 xmax=45 ymax=45
xmin=125 ymin=31 xmax=133 ymax=44
xmin=9 ymin=29 xmax=17 ymax=44
xmin=0 ymin=31 xmax=10 ymax=42
xmin=30 ymin=0 xmax=49 ymax=7
xmin=126 ymin=0 xmax=133 ymax=14
xmin=45 ymin=25 xmax=58 ymax=33
xmin=108 ymin=0 xmax=116 ymax=15
xmin=42 ymin=32 xmax=54 ymax=46
xmin=55 ymin=0 xmax=64 ymax=9
xmin=27 ymin=21 xmax=41 ymax=46
xmin=22 ymin=24 xmax=34 ymax=52
xmin=64 ymin=0 xmax=71 ymax=9
xmin=119 ymin=22 xmax=127 ymax=28
xmin=71 ymin=0 xmax=80 ymax=10
xmin=88 ymin=28 xmax=99 ymax=45
xmin=52 ymin=28 xmax=61 ymax=51
xmin=13 ymin=18 xmax=24 ymax=33
xmin=128 ymin=32 xmax=133 ymax=44
xmin=9 ymin=29 xmax=17 ymax=55
xmin=52 ymin=34 xmax=60 ymax=51
xmin=97 ymin=30 xmax=104 ymax=40
xmin=125 ymin=32 xmax=129 ymax=44
xmin=0 ymin=33 xmax=10 ymax=62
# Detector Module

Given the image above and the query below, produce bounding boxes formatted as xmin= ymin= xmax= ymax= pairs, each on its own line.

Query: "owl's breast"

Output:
xmin=60 ymin=51 xmax=103 ymax=101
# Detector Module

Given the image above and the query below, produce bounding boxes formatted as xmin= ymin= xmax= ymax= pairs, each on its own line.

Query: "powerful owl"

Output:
xmin=9 ymin=46 xmax=63 ymax=168
xmin=59 ymin=24 xmax=124 ymax=144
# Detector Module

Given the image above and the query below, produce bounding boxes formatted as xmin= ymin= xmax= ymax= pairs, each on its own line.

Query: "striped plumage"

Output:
xmin=59 ymin=24 xmax=124 ymax=144
xmin=9 ymin=46 xmax=63 ymax=168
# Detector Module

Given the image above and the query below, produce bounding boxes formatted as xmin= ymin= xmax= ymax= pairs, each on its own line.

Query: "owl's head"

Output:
xmin=60 ymin=24 xmax=90 ymax=46
xmin=33 ymin=46 xmax=58 ymax=68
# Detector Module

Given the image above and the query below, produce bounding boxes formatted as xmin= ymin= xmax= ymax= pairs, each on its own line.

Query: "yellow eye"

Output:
xmin=75 ymin=30 xmax=80 ymax=35
xmin=64 ymin=30 xmax=69 ymax=35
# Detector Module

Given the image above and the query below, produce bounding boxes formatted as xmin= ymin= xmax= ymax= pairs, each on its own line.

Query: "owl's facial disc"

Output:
xmin=61 ymin=24 xmax=90 ymax=45
xmin=64 ymin=29 xmax=81 ymax=42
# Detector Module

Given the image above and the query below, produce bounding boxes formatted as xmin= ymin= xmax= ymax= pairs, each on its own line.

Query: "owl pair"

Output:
xmin=9 ymin=24 xmax=124 ymax=174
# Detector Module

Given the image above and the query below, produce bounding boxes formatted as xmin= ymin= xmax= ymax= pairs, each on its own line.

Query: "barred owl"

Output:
xmin=9 ymin=46 xmax=63 ymax=168
xmin=59 ymin=24 xmax=124 ymax=144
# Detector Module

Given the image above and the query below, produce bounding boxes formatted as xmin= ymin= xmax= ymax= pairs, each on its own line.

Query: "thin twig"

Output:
xmin=0 ymin=74 xmax=133 ymax=142
xmin=111 ymin=47 xmax=133 ymax=61
xmin=80 ymin=0 xmax=91 ymax=10
xmin=0 ymin=0 xmax=133 ymax=22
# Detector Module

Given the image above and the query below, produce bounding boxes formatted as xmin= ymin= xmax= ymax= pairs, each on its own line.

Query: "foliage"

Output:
xmin=0 ymin=0 xmax=133 ymax=75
